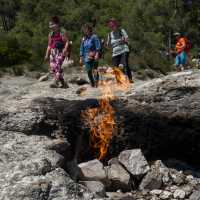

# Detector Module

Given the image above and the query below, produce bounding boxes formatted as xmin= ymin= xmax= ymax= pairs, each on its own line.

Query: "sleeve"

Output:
xmin=94 ymin=35 xmax=101 ymax=51
xmin=180 ymin=38 xmax=186 ymax=48
xmin=121 ymin=29 xmax=128 ymax=39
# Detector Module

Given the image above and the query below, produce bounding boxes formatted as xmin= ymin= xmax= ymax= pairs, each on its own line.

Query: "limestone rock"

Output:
xmin=78 ymin=159 xmax=107 ymax=183
xmin=80 ymin=181 xmax=106 ymax=197
xmin=38 ymin=73 xmax=49 ymax=82
xmin=159 ymin=191 xmax=172 ymax=199
xmin=106 ymin=162 xmax=131 ymax=191
xmin=189 ymin=191 xmax=200 ymax=200
xmin=150 ymin=189 xmax=163 ymax=195
xmin=118 ymin=149 xmax=150 ymax=176
xmin=139 ymin=165 xmax=163 ymax=190
xmin=173 ymin=189 xmax=186 ymax=199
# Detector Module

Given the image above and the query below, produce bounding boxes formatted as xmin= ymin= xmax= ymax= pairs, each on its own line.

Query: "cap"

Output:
xmin=174 ymin=32 xmax=181 ymax=36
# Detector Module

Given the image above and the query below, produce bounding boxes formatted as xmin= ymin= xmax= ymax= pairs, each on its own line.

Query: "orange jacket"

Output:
xmin=175 ymin=37 xmax=186 ymax=54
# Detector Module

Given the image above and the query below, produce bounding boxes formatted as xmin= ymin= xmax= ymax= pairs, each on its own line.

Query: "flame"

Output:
xmin=82 ymin=99 xmax=116 ymax=160
xmin=82 ymin=67 xmax=131 ymax=160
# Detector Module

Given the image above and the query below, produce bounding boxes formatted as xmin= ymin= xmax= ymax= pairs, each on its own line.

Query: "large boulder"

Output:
xmin=78 ymin=159 xmax=107 ymax=183
xmin=118 ymin=149 xmax=150 ymax=176
xmin=106 ymin=161 xmax=131 ymax=191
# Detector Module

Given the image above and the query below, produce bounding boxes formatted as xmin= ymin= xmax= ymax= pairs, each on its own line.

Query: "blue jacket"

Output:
xmin=80 ymin=34 xmax=101 ymax=63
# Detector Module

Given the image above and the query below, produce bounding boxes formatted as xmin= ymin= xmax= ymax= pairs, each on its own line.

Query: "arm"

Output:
xmin=94 ymin=36 xmax=101 ymax=60
xmin=45 ymin=34 xmax=51 ymax=60
xmin=121 ymin=29 xmax=129 ymax=43
xmin=175 ymin=38 xmax=186 ymax=53
xmin=179 ymin=38 xmax=186 ymax=50
xmin=106 ymin=33 xmax=111 ymax=48
xmin=62 ymin=32 xmax=70 ymax=57
xmin=80 ymin=39 xmax=84 ymax=65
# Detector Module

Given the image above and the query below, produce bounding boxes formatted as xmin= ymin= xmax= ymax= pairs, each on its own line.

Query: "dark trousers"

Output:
xmin=85 ymin=61 xmax=99 ymax=87
xmin=112 ymin=52 xmax=132 ymax=81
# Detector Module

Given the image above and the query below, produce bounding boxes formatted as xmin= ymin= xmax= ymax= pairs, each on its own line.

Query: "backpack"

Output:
xmin=108 ymin=29 xmax=131 ymax=51
xmin=184 ymin=37 xmax=192 ymax=53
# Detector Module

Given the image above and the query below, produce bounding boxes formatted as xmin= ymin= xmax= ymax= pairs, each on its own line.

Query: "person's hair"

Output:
xmin=82 ymin=23 xmax=93 ymax=34
xmin=50 ymin=16 xmax=60 ymax=24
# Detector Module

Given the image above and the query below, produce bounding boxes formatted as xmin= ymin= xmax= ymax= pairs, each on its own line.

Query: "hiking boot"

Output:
xmin=180 ymin=66 xmax=184 ymax=71
xmin=60 ymin=79 xmax=69 ymax=89
xmin=50 ymin=80 xmax=59 ymax=88
xmin=90 ymin=82 xmax=95 ymax=87
xmin=94 ymin=80 xmax=99 ymax=88
xmin=129 ymin=79 xmax=134 ymax=84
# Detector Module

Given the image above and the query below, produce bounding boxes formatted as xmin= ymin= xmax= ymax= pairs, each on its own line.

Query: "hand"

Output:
xmin=44 ymin=55 xmax=49 ymax=61
xmin=121 ymin=36 xmax=128 ymax=44
xmin=79 ymin=57 xmax=83 ymax=66
xmin=62 ymin=48 xmax=67 ymax=56
xmin=94 ymin=54 xmax=99 ymax=61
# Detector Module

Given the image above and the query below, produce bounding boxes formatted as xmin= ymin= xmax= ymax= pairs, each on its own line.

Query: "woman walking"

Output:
xmin=45 ymin=16 xmax=69 ymax=88
xmin=80 ymin=23 xmax=101 ymax=87
xmin=107 ymin=18 xmax=133 ymax=83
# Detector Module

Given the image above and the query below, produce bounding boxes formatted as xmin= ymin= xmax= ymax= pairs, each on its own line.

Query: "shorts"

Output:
xmin=175 ymin=51 xmax=187 ymax=66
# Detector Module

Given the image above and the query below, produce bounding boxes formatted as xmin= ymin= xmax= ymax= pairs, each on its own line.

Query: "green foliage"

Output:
xmin=0 ymin=32 xmax=30 ymax=67
xmin=1 ymin=0 xmax=200 ymax=74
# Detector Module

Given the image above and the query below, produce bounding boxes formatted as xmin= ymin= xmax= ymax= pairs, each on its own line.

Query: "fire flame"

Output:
xmin=82 ymin=67 xmax=131 ymax=160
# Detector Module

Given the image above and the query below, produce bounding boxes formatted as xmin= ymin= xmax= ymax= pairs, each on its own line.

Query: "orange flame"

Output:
xmin=82 ymin=99 xmax=116 ymax=159
xmin=82 ymin=67 xmax=132 ymax=160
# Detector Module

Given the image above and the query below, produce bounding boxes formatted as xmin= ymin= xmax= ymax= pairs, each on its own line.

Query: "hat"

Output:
xmin=174 ymin=32 xmax=181 ymax=36
xmin=107 ymin=18 xmax=118 ymax=27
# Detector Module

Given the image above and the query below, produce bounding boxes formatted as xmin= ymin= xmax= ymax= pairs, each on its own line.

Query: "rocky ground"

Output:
xmin=0 ymin=68 xmax=200 ymax=200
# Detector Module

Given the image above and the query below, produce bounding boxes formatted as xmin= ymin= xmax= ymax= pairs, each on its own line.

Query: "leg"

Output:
xmin=180 ymin=51 xmax=187 ymax=70
xmin=85 ymin=62 xmax=95 ymax=87
xmin=121 ymin=52 xmax=133 ymax=82
xmin=175 ymin=54 xmax=181 ymax=71
xmin=93 ymin=61 xmax=99 ymax=87
xmin=112 ymin=55 xmax=121 ymax=67
xmin=112 ymin=55 xmax=123 ymax=83
xmin=87 ymin=69 xmax=95 ymax=87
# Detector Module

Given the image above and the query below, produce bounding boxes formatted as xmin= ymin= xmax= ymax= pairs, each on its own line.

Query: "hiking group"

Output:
xmin=45 ymin=16 xmax=191 ymax=88
xmin=44 ymin=16 xmax=132 ymax=88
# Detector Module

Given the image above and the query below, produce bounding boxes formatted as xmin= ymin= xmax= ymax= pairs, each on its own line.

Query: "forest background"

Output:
xmin=0 ymin=0 xmax=199 ymax=76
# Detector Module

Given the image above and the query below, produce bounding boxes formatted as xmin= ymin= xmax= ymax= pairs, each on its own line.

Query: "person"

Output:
xmin=44 ymin=16 xmax=69 ymax=88
xmin=80 ymin=23 xmax=101 ymax=87
xmin=172 ymin=32 xmax=191 ymax=71
xmin=106 ymin=18 xmax=133 ymax=83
